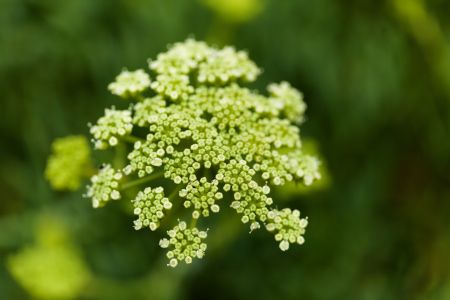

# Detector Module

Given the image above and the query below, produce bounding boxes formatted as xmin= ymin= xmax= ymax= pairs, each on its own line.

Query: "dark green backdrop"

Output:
xmin=1 ymin=0 xmax=450 ymax=299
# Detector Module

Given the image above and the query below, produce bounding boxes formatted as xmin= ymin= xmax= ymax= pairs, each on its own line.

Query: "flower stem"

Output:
xmin=190 ymin=217 xmax=198 ymax=229
xmin=122 ymin=135 xmax=145 ymax=144
xmin=168 ymin=185 xmax=182 ymax=201
xmin=159 ymin=185 xmax=183 ymax=230
xmin=120 ymin=172 xmax=164 ymax=190
xmin=113 ymin=142 xmax=126 ymax=169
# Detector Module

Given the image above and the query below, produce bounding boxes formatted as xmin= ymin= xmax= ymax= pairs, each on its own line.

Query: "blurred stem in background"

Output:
xmin=390 ymin=0 xmax=450 ymax=126
xmin=389 ymin=0 xmax=450 ymax=181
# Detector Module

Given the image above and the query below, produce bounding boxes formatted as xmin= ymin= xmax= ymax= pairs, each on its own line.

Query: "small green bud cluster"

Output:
xmin=45 ymin=135 xmax=91 ymax=191
xmin=266 ymin=208 xmax=308 ymax=251
xmin=45 ymin=39 xmax=321 ymax=267
xmin=132 ymin=187 xmax=172 ymax=231
xmin=86 ymin=164 xmax=122 ymax=208
xmin=159 ymin=221 xmax=208 ymax=267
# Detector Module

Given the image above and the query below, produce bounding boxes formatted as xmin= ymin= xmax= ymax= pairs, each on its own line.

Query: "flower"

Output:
xmin=89 ymin=107 xmax=133 ymax=149
xmin=132 ymin=186 xmax=172 ymax=231
xmin=159 ymin=220 xmax=208 ymax=267
xmin=197 ymin=47 xmax=260 ymax=84
xmin=133 ymin=96 xmax=166 ymax=127
xmin=108 ymin=69 xmax=151 ymax=98
xmin=179 ymin=177 xmax=223 ymax=219
xmin=268 ymin=81 xmax=307 ymax=123
xmin=55 ymin=38 xmax=323 ymax=267
xmin=45 ymin=135 xmax=91 ymax=191
xmin=149 ymin=39 xmax=213 ymax=75
xmin=86 ymin=164 xmax=122 ymax=208
xmin=265 ymin=208 xmax=308 ymax=251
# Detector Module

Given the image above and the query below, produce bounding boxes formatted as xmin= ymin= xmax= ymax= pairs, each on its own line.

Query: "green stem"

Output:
xmin=160 ymin=185 xmax=183 ymax=230
xmin=136 ymin=94 xmax=146 ymax=102
xmin=190 ymin=217 xmax=198 ymax=229
xmin=113 ymin=142 xmax=126 ymax=169
xmin=168 ymin=185 xmax=182 ymax=201
xmin=122 ymin=135 xmax=145 ymax=144
xmin=120 ymin=172 xmax=164 ymax=190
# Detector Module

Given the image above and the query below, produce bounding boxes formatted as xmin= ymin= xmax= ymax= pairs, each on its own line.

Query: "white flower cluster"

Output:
xmin=132 ymin=96 xmax=166 ymax=127
xmin=150 ymin=73 xmax=194 ymax=101
xmin=126 ymin=140 xmax=167 ymax=178
xmin=197 ymin=47 xmax=260 ymax=84
xmin=86 ymin=164 xmax=122 ymax=208
xmin=159 ymin=221 xmax=208 ymax=267
xmin=149 ymin=39 xmax=212 ymax=75
xmin=148 ymin=39 xmax=260 ymax=102
xmin=268 ymin=81 xmax=306 ymax=123
xmin=266 ymin=208 xmax=308 ymax=251
xmin=179 ymin=177 xmax=223 ymax=219
xmin=132 ymin=187 xmax=172 ymax=231
xmin=85 ymin=39 xmax=321 ymax=267
xmin=89 ymin=108 xmax=133 ymax=149
xmin=108 ymin=69 xmax=151 ymax=98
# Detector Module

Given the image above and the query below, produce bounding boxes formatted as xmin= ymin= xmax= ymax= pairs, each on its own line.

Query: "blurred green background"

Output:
xmin=1 ymin=0 xmax=450 ymax=299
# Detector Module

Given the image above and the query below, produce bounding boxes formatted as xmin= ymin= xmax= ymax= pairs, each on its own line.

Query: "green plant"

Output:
xmin=45 ymin=39 xmax=321 ymax=267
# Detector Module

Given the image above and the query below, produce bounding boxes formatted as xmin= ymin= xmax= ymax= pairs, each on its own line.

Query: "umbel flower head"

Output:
xmin=47 ymin=38 xmax=321 ymax=267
